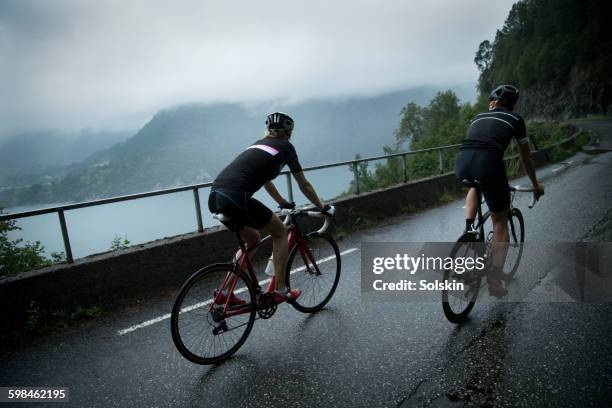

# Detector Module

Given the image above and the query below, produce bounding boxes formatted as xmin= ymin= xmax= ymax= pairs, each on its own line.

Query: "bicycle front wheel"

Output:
xmin=442 ymin=233 xmax=482 ymax=323
xmin=171 ymin=264 xmax=256 ymax=364
xmin=503 ymin=208 xmax=525 ymax=279
xmin=286 ymin=233 xmax=341 ymax=313
xmin=481 ymin=208 xmax=525 ymax=280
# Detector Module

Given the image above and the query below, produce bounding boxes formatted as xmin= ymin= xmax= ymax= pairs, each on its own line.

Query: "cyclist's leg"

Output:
xmin=237 ymin=227 xmax=261 ymax=259
xmin=482 ymin=172 xmax=511 ymax=296
xmin=260 ymin=214 xmax=289 ymax=290
xmin=220 ymin=227 xmax=260 ymax=304
xmin=244 ymin=196 xmax=299 ymax=300
xmin=455 ymin=149 xmax=478 ymax=230
xmin=208 ymin=190 xmax=246 ymax=299
xmin=478 ymin=153 xmax=511 ymax=296
xmin=484 ymin=166 xmax=511 ymax=269
xmin=488 ymin=210 xmax=510 ymax=297
xmin=490 ymin=209 xmax=510 ymax=267
xmin=242 ymin=195 xmax=294 ymax=294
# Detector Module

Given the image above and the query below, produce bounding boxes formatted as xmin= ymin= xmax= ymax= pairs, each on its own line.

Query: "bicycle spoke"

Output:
xmin=171 ymin=266 xmax=256 ymax=364
xmin=287 ymin=234 xmax=340 ymax=313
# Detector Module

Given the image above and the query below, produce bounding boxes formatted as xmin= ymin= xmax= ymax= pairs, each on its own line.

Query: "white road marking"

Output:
xmin=552 ymin=161 xmax=573 ymax=173
xmin=117 ymin=247 xmax=358 ymax=335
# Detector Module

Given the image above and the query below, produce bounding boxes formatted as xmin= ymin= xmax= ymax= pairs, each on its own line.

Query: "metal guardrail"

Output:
xmin=0 ymin=143 xmax=462 ymax=263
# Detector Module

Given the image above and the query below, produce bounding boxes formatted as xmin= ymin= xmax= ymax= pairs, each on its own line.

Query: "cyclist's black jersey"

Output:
xmin=212 ymin=137 xmax=302 ymax=195
xmin=460 ymin=108 xmax=528 ymax=154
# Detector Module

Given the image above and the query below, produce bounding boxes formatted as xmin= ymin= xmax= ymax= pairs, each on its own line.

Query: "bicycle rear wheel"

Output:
xmin=171 ymin=264 xmax=256 ymax=364
xmin=442 ymin=233 xmax=482 ymax=323
xmin=481 ymin=208 xmax=525 ymax=280
xmin=286 ymin=233 xmax=341 ymax=313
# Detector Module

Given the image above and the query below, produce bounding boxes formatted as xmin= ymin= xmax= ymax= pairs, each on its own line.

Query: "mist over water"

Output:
xmin=8 ymin=168 xmax=352 ymax=259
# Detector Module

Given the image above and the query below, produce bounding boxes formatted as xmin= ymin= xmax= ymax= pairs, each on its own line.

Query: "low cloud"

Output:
xmin=0 ymin=0 xmax=513 ymax=138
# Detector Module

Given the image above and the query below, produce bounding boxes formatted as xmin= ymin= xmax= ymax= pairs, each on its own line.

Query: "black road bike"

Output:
xmin=442 ymin=179 xmax=542 ymax=323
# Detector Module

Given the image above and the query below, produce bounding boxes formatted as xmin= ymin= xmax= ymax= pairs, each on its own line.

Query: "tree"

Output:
xmin=419 ymin=91 xmax=461 ymax=148
xmin=395 ymin=103 xmax=423 ymax=147
xmin=474 ymin=40 xmax=493 ymax=72
xmin=0 ymin=211 xmax=52 ymax=277
xmin=347 ymin=154 xmax=375 ymax=194
xmin=474 ymin=0 xmax=612 ymax=117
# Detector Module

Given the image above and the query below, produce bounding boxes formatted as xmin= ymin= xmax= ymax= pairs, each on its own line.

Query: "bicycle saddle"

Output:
xmin=461 ymin=178 xmax=482 ymax=188
xmin=212 ymin=213 xmax=243 ymax=232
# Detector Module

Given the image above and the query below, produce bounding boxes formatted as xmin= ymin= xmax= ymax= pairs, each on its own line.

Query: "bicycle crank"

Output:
xmin=257 ymin=293 xmax=277 ymax=319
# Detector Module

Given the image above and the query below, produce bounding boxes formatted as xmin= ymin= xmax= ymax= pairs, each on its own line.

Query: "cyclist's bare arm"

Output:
xmin=517 ymin=142 xmax=542 ymax=189
xmin=264 ymin=181 xmax=289 ymax=206
xmin=292 ymin=171 xmax=325 ymax=210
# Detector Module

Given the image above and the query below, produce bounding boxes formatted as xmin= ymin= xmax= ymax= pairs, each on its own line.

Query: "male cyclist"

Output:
xmin=208 ymin=112 xmax=327 ymax=303
xmin=455 ymin=85 xmax=544 ymax=296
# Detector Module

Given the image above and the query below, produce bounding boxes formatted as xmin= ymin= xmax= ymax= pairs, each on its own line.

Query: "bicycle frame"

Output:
xmin=472 ymin=187 xmax=486 ymax=241
xmin=210 ymin=215 xmax=317 ymax=319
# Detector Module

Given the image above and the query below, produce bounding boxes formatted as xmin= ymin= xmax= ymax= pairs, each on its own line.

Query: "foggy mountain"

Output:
xmin=0 ymin=130 xmax=131 ymax=188
xmin=0 ymin=85 xmax=474 ymax=208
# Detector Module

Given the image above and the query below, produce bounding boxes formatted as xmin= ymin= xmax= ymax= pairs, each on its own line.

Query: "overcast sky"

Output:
xmin=0 ymin=0 xmax=514 ymax=139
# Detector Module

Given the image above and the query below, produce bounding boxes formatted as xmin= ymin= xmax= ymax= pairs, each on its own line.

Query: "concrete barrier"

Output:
xmin=0 ymin=225 xmax=248 ymax=332
xmin=0 ymin=171 xmax=460 ymax=332
xmin=0 ymin=128 xmax=584 ymax=332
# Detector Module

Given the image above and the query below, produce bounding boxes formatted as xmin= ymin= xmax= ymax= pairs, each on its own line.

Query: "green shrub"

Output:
xmin=109 ymin=236 xmax=130 ymax=251
xmin=0 ymin=211 xmax=52 ymax=277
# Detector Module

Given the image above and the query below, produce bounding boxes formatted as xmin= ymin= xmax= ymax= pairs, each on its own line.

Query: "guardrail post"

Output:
xmin=285 ymin=173 xmax=294 ymax=202
xmin=353 ymin=162 xmax=360 ymax=195
xmin=438 ymin=150 xmax=443 ymax=174
xmin=193 ymin=187 xmax=204 ymax=232
xmin=402 ymin=154 xmax=408 ymax=182
xmin=58 ymin=210 xmax=74 ymax=263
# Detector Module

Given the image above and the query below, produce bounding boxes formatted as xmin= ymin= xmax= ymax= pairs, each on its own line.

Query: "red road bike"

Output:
xmin=171 ymin=206 xmax=340 ymax=364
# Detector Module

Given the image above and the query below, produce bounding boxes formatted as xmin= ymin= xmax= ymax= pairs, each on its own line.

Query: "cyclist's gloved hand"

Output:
xmin=321 ymin=204 xmax=336 ymax=223
xmin=279 ymin=201 xmax=296 ymax=210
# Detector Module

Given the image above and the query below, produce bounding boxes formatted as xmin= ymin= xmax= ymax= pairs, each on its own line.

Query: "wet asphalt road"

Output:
xmin=1 ymin=121 xmax=612 ymax=407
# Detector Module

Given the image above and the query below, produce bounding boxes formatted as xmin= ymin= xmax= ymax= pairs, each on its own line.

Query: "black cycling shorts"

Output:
xmin=454 ymin=149 xmax=510 ymax=213
xmin=208 ymin=188 xmax=273 ymax=230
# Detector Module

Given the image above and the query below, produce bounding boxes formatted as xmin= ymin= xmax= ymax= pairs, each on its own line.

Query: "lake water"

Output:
xmin=7 ymin=167 xmax=353 ymax=259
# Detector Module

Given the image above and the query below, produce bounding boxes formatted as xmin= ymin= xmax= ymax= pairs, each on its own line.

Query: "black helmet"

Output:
xmin=266 ymin=112 xmax=294 ymax=132
xmin=489 ymin=84 xmax=519 ymax=108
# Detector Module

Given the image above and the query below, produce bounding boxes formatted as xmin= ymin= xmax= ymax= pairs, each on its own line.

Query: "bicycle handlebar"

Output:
xmin=280 ymin=205 xmax=336 ymax=234
xmin=512 ymin=185 xmax=544 ymax=209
